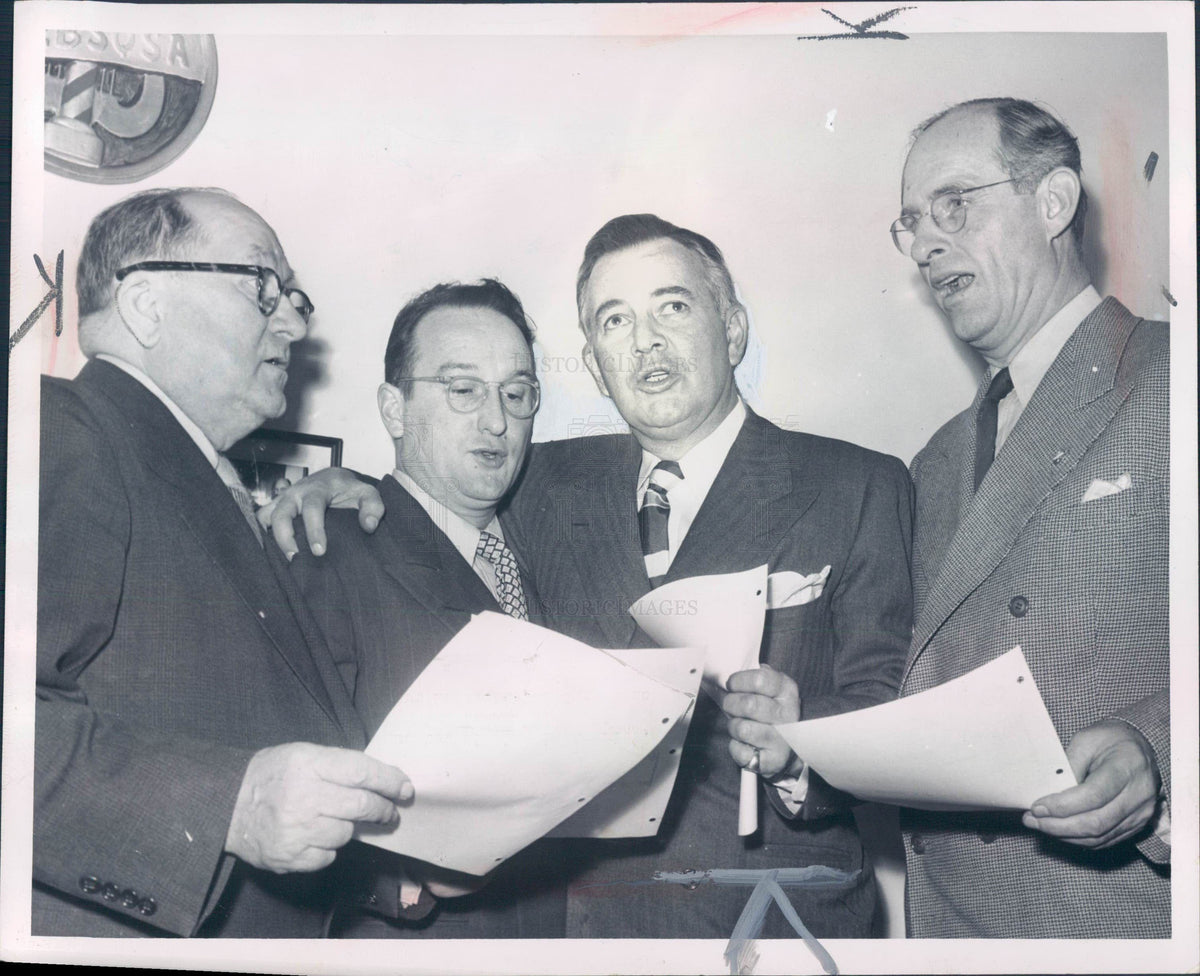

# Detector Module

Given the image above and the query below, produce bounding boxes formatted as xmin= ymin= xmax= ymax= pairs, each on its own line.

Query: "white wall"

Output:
xmin=41 ymin=31 xmax=1169 ymax=477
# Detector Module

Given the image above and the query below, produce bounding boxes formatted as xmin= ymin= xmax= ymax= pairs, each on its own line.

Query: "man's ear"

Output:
xmin=582 ymin=338 xmax=611 ymax=398
xmin=1039 ymin=167 xmax=1083 ymax=241
xmin=725 ymin=306 xmax=749 ymax=368
xmin=113 ymin=274 xmax=163 ymax=348
xmin=377 ymin=382 xmax=407 ymax=439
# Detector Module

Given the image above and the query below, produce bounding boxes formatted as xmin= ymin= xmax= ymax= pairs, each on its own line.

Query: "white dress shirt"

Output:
xmin=992 ymin=285 xmax=1102 ymax=454
xmin=635 ymin=398 xmax=746 ymax=563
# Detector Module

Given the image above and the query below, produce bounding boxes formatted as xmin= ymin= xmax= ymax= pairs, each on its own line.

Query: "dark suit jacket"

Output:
xmin=289 ymin=475 xmax=567 ymax=938
xmin=503 ymin=408 xmax=914 ymax=938
xmin=901 ymin=298 xmax=1170 ymax=937
xmin=35 ymin=360 xmax=366 ymax=937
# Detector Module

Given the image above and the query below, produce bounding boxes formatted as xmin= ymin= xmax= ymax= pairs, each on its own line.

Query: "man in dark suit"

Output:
xmin=890 ymin=98 xmax=1170 ymax=936
xmin=288 ymin=280 xmax=566 ymax=938
xmin=36 ymin=188 xmax=413 ymax=937
xmin=269 ymin=215 xmax=914 ymax=938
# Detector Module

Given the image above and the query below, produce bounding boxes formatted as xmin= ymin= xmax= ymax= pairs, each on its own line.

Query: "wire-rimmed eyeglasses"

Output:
xmin=399 ymin=375 xmax=541 ymax=420
xmin=890 ymin=179 xmax=1017 ymax=257
xmin=114 ymin=261 xmax=315 ymax=322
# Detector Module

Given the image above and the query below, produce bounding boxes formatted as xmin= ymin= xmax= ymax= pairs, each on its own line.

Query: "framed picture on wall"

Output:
xmin=225 ymin=428 xmax=343 ymax=508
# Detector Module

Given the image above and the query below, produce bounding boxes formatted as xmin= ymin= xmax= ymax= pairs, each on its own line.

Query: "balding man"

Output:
xmin=891 ymin=98 xmax=1170 ymax=937
xmin=35 ymin=188 xmax=412 ymax=937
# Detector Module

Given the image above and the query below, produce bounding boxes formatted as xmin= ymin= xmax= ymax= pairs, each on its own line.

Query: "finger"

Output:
xmin=299 ymin=496 xmax=331 ymax=556
xmin=1030 ymin=767 xmax=1123 ymax=819
xmin=255 ymin=496 xmax=278 ymax=528
xmin=314 ymin=782 xmax=402 ymax=826
xmin=315 ymin=749 xmax=415 ymax=803
xmin=267 ymin=497 xmax=302 ymax=558
xmin=302 ymin=815 xmax=357 ymax=851
xmin=726 ymin=667 xmax=783 ymax=696
xmin=728 ymin=720 xmax=792 ymax=777
xmin=356 ymin=491 xmax=385 ymax=533
xmin=1024 ymin=794 xmax=1156 ymax=845
xmin=722 ymin=691 xmax=795 ymax=725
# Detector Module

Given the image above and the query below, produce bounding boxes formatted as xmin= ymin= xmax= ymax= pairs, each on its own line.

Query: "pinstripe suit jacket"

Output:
xmin=504 ymin=409 xmax=914 ymax=938
xmin=900 ymin=298 xmax=1170 ymax=938
xmin=35 ymin=360 xmax=366 ymax=937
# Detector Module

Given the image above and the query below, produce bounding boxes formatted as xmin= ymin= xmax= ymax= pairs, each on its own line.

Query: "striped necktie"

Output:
xmin=476 ymin=530 xmax=529 ymax=620
xmin=973 ymin=367 xmax=1014 ymax=492
xmin=639 ymin=460 xmax=684 ymax=587
xmin=215 ymin=454 xmax=264 ymax=546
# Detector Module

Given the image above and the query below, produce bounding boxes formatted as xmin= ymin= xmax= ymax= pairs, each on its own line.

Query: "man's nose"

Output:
xmin=909 ymin=216 xmax=949 ymax=266
xmin=477 ymin=385 xmax=508 ymax=435
xmin=631 ymin=314 xmax=666 ymax=355
xmin=270 ymin=300 xmax=309 ymax=341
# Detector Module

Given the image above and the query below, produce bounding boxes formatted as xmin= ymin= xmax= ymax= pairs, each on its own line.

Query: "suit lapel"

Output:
xmin=79 ymin=361 xmax=345 ymax=728
xmin=561 ymin=435 xmax=647 ymax=648
xmin=668 ymin=410 xmax=819 ymax=582
xmin=371 ymin=476 xmax=501 ymax=624
xmin=908 ymin=299 xmax=1140 ymax=664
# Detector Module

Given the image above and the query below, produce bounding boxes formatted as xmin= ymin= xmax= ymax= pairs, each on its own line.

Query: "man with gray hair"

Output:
xmin=36 ymin=187 xmax=413 ymax=937
xmin=889 ymin=98 xmax=1169 ymax=936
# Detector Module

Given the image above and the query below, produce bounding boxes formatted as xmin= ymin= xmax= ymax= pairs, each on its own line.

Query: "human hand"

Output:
xmin=409 ymin=862 xmax=490 ymax=899
xmin=1022 ymin=720 xmax=1161 ymax=848
xmin=226 ymin=743 xmax=413 ymax=873
xmin=723 ymin=664 xmax=804 ymax=779
xmin=256 ymin=468 xmax=385 ymax=559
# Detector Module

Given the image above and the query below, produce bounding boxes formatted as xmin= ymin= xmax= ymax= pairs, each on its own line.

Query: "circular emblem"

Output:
xmin=44 ymin=31 xmax=218 ymax=184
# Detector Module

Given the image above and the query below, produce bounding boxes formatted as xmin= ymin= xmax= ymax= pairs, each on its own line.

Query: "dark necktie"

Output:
xmin=639 ymin=460 xmax=684 ymax=587
xmin=476 ymin=530 xmax=529 ymax=620
xmin=215 ymin=454 xmax=264 ymax=546
xmin=973 ymin=367 xmax=1014 ymax=491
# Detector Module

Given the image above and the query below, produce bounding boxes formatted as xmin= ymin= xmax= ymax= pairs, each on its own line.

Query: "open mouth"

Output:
xmin=932 ymin=272 xmax=975 ymax=297
xmin=471 ymin=448 xmax=508 ymax=467
xmin=264 ymin=356 xmax=289 ymax=371
xmin=637 ymin=364 xmax=677 ymax=390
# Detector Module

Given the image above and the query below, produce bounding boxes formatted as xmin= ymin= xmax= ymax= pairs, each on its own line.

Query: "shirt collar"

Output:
xmin=392 ymin=468 xmax=503 ymax=566
xmin=638 ymin=398 xmax=747 ymax=491
xmin=96 ymin=354 xmax=219 ymax=468
xmin=1001 ymin=285 xmax=1102 ymax=405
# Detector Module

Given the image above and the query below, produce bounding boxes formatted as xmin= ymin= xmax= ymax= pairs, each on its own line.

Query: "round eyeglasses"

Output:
xmin=114 ymin=261 xmax=314 ymax=322
xmin=890 ymin=179 xmax=1017 ymax=257
xmin=398 ymin=376 xmax=541 ymax=420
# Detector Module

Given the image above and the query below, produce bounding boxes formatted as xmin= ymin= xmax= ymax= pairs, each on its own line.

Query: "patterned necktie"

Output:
xmin=973 ymin=366 xmax=1014 ymax=492
xmin=639 ymin=460 xmax=684 ymax=587
xmin=476 ymin=530 xmax=529 ymax=620
xmin=215 ymin=454 xmax=264 ymax=546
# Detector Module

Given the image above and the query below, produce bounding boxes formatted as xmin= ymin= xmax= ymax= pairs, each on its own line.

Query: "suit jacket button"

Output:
xmin=910 ymin=833 xmax=926 ymax=854
xmin=101 ymin=882 xmax=121 ymax=901
xmin=79 ymin=876 xmax=100 ymax=894
xmin=137 ymin=897 xmax=158 ymax=916
xmin=979 ymin=832 xmax=997 ymax=844
xmin=120 ymin=888 xmax=140 ymax=908
xmin=1008 ymin=596 xmax=1030 ymax=617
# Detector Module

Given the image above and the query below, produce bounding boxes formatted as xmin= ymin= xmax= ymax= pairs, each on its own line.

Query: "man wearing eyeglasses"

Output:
xmin=267 ymin=217 xmax=914 ymax=939
xmin=889 ymin=98 xmax=1170 ymax=937
xmin=286 ymin=279 xmax=566 ymax=938
xmin=35 ymin=187 xmax=414 ymax=937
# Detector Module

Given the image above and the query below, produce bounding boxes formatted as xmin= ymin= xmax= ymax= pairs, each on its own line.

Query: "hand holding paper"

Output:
xmin=723 ymin=664 xmax=803 ymax=779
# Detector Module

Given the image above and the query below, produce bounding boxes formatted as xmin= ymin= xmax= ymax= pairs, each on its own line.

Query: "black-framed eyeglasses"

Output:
xmin=890 ymin=179 xmax=1018 ymax=257
xmin=398 ymin=376 xmax=541 ymax=419
xmin=114 ymin=261 xmax=315 ymax=322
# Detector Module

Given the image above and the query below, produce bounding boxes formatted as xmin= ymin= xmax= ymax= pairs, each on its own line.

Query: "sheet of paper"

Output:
xmin=628 ymin=565 xmax=769 ymax=836
xmin=357 ymin=612 xmax=701 ymax=874
xmin=630 ymin=564 xmax=768 ymax=689
xmin=776 ymin=647 xmax=1077 ymax=811
xmin=550 ymin=646 xmax=701 ymax=839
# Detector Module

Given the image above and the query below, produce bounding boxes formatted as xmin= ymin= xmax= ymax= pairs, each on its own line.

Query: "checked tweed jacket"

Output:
xmin=900 ymin=298 xmax=1170 ymax=938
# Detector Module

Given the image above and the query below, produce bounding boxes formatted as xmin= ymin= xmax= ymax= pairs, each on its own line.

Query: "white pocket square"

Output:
xmin=1081 ymin=473 xmax=1132 ymax=503
xmin=766 ymin=566 xmax=832 ymax=610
